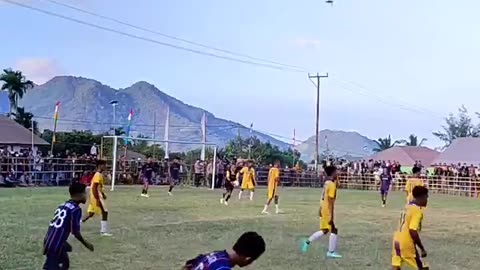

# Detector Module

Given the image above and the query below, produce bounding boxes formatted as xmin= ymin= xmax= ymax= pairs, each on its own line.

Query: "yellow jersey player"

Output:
xmin=391 ymin=185 xmax=429 ymax=270
xmin=238 ymin=161 xmax=256 ymax=201
xmin=261 ymin=160 xmax=281 ymax=214
xmin=81 ymin=160 xmax=112 ymax=236
xmin=405 ymin=167 xmax=425 ymax=204
xmin=301 ymin=165 xmax=342 ymax=258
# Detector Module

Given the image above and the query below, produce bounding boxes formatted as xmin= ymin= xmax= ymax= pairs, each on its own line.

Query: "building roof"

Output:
xmin=0 ymin=116 xmax=49 ymax=146
xmin=431 ymin=137 xmax=480 ymax=165
xmin=366 ymin=146 xmax=439 ymax=166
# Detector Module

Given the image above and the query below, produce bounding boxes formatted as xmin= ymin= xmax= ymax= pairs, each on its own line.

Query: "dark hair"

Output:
xmin=324 ymin=165 xmax=337 ymax=177
xmin=69 ymin=182 xmax=86 ymax=196
xmin=232 ymin=231 xmax=266 ymax=260
xmin=412 ymin=166 xmax=421 ymax=174
xmin=412 ymin=185 xmax=428 ymax=198
xmin=96 ymin=159 xmax=106 ymax=167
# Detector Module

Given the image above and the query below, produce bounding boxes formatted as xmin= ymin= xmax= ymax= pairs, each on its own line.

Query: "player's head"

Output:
xmin=69 ymin=182 xmax=87 ymax=204
xmin=247 ymin=160 xmax=253 ymax=167
xmin=412 ymin=185 xmax=429 ymax=207
xmin=273 ymin=160 xmax=280 ymax=168
xmin=324 ymin=165 xmax=337 ymax=178
xmin=412 ymin=166 xmax=421 ymax=176
xmin=96 ymin=159 xmax=106 ymax=172
xmin=147 ymin=156 xmax=152 ymax=163
xmin=173 ymin=157 xmax=179 ymax=163
xmin=231 ymin=231 xmax=266 ymax=267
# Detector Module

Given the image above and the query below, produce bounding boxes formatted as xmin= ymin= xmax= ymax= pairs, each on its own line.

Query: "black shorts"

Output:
xmin=170 ymin=176 xmax=179 ymax=185
xmin=43 ymin=242 xmax=71 ymax=270
xmin=225 ymin=181 xmax=234 ymax=190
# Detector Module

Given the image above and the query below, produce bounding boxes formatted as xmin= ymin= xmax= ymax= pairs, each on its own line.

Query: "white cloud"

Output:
xmin=14 ymin=58 xmax=63 ymax=84
xmin=294 ymin=38 xmax=322 ymax=50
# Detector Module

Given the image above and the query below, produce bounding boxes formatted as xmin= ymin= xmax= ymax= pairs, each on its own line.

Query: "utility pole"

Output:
xmin=308 ymin=73 xmax=328 ymax=175
xmin=152 ymin=112 xmax=156 ymax=159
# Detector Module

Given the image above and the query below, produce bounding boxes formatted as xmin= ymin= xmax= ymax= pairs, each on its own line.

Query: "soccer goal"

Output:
xmin=101 ymin=135 xmax=218 ymax=191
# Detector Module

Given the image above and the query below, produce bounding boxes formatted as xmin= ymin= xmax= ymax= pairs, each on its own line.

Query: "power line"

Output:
xmin=3 ymin=0 xmax=304 ymax=72
xmin=32 ymin=115 xmax=237 ymax=128
xmin=44 ymin=0 xmax=307 ymax=72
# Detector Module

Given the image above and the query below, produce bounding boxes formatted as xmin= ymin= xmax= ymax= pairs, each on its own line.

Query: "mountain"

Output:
xmin=1 ymin=76 xmax=289 ymax=151
xmin=296 ymin=129 xmax=378 ymax=161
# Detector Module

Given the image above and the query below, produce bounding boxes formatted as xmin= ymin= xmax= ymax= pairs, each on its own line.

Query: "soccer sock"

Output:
xmin=307 ymin=231 xmax=324 ymax=243
xmin=249 ymin=191 xmax=254 ymax=200
xmin=275 ymin=204 xmax=279 ymax=211
xmin=238 ymin=191 xmax=243 ymax=199
xmin=262 ymin=205 xmax=268 ymax=212
xmin=141 ymin=189 xmax=145 ymax=194
xmin=168 ymin=185 xmax=173 ymax=192
xmin=100 ymin=221 xmax=108 ymax=233
xmin=225 ymin=194 xmax=231 ymax=201
xmin=328 ymin=233 xmax=337 ymax=252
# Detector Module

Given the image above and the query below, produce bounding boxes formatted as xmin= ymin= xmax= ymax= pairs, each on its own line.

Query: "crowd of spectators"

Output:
xmin=0 ymin=146 xmax=96 ymax=187
xmin=3 ymin=143 xmax=480 ymax=197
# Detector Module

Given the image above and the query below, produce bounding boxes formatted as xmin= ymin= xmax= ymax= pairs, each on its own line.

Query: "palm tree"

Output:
xmin=0 ymin=69 xmax=34 ymax=119
xmin=373 ymin=135 xmax=399 ymax=152
xmin=398 ymin=134 xmax=427 ymax=146
xmin=113 ymin=127 xmax=126 ymax=136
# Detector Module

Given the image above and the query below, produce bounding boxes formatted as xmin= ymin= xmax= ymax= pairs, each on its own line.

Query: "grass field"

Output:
xmin=1 ymin=186 xmax=480 ymax=270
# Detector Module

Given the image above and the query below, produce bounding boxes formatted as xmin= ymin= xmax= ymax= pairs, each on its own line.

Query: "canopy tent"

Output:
xmin=366 ymin=146 xmax=439 ymax=166
xmin=432 ymin=138 xmax=480 ymax=165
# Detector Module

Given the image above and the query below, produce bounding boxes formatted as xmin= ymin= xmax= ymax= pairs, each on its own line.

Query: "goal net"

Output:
xmin=100 ymin=135 xmax=218 ymax=191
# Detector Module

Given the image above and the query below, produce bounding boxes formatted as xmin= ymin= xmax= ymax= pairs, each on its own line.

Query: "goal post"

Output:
xmin=101 ymin=135 xmax=218 ymax=191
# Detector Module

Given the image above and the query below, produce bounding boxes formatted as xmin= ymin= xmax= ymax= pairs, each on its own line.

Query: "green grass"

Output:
xmin=1 ymin=186 xmax=480 ymax=270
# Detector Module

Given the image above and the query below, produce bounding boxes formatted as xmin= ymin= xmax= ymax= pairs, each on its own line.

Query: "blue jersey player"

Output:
xmin=183 ymin=231 xmax=266 ymax=270
xmin=43 ymin=183 xmax=94 ymax=269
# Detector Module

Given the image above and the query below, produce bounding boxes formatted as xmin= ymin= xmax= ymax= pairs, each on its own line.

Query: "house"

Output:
xmin=0 ymin=116 xmax=49 ymax=153
xmin=366 ymin=146 xmax=439 ymax=167
xmin=431 ymin=138 xmax=480 ymax=165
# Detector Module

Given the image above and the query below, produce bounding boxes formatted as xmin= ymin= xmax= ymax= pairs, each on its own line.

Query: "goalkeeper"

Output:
xmin=220 ymin=165 xmax=238 ymax=205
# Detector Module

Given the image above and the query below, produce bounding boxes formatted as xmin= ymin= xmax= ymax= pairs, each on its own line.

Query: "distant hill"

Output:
xmin=296 ymin=129 xmax=378 ymax=161
xmin=0 ymin=76 xmax=289 ymax=151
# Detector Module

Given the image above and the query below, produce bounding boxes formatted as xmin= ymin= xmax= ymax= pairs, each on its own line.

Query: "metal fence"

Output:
xmin=0 ymin=156 xmax=95 ymax=186
xmin=2 ymin=157 xmax=480 ymax=198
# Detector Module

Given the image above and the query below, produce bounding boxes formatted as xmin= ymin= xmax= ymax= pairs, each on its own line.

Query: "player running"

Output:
xmin=182 ymin=231 xmax=266 ymax=270
xmin=391 ymin=186 xmax=429 ymax=270
xmin=141 ymin=156 xmax=155 ymax=198
xmin=261 ymin=160 xmax=281 ymax=214
xmin=168 ymin=157 xmax=181 ymax=195
xmin=221 ymin=165 xmax=237 ymax=205
xmin=301 ymin=165 xmax=342 ymax=258
xmin=81 ymin=159 xmax=112 ymax=236
xmin=405 ymin=167 xmax=425 ymax=204
xmin=238 ymin=160 xmax=256 ymax=201
xmin=379 ymin=169 xmax=392 ymax=207
xmin=43 ymin=183 xmax=94 ymax=269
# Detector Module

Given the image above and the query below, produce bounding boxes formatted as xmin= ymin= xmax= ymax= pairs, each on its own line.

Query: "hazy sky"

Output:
xmin=1 ymin=0 xmax=480 ymax=147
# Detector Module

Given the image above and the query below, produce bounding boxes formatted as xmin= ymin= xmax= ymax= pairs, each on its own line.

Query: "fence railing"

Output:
xmin=0 ymin=156 xmax=96 ymax=186
xmin=1 ymin=157 xmax=480 ymax=198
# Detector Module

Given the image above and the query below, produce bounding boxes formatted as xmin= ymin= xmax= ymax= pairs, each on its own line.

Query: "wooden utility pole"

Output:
xmin=308 ymin=73 xmax=328 ymax=175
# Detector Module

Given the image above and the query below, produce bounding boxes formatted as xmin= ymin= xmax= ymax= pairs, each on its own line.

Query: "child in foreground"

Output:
xmin=183 ymin=231 xmax=266 ymax=270
xmin=43 ymin=183 xmax=94 ymax=270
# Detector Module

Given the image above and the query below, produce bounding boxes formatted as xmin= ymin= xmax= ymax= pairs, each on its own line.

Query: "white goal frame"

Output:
xmin=102 ymin=135 xmax=218 ymax=191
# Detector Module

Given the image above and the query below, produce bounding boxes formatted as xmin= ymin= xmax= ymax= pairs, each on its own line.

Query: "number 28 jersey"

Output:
xmin=43 ymin=200 xmax=82 ymax=254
